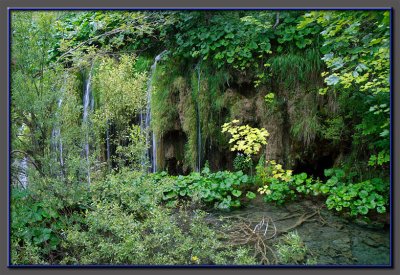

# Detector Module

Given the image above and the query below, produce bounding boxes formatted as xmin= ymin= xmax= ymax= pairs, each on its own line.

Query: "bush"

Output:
xmin=321 ymin=169 xmax=388 ymax=216
xmin=61 ymin=169 xmax=257 ymax=265
xmin=256 ymin=161 xmax=389 ymax=218
xmin=10 ymin=178 xmax=89 ymax=264
xmin=233 ymin=153 xmax=253 ymax=173
xmin=275 ymin=231 xmax=315 ymax=265
xmin=156 ymin=166 xmax=255 ymax=210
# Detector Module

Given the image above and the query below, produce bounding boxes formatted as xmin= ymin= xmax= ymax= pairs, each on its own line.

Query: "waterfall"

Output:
xmin=16 ymin=126 xmax=28 ymax=188
xmin=106 ymin=120 xmax=111 ymax=169
xmin=83 ymin=63 xmax=94 ymax=184
xmin=19 ymin=157 xmax=28 ymax=189
xmin=52 ymin=93 xmax=65 ymax=174
xmin=141 ymin=50 xmax=167 ymax=173
xmin=196 ymin=62 xmax=202 ymax=172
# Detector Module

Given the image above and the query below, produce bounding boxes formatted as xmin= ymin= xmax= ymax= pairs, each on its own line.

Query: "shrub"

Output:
xmin=275 ymin=231 xmax=315 ymax=265
xmin=233 ymin=153 xmax=253 ymax=173
xmin=61 ymin=169 xmax=257 ymax=265
xmin=222 ymin=119 xmax=269 ymax=156
xmin=157 ymin=166 xmax=255 ymax=210
xmin=10 ymin=179 xmax=89 ymax=264
xmin=256 ymin=161 xmax=389 ymax=218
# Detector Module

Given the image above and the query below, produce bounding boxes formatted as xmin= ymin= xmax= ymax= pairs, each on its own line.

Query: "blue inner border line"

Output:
xmin=7 ymin=7 xmax=394 ymax=268
xmin=7 ymin=7 xmax=393 ymax=10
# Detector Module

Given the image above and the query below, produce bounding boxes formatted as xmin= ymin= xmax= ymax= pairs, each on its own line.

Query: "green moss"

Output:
xmin=269 ymin=47 xmax=322 ymax=90
xmin=152 ymin=60 xmax=181 ymax=138
xmin=133 ymin=55 xmax=153 ymax=73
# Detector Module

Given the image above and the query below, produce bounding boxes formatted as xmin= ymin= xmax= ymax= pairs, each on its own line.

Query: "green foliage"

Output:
xmin=233 ymin=153 xmax=253 ymax=172
xmin=300 ymin=11 xmax=390 ymax=171
xmin=53 ymin=11 xmax=174 ymax=64
xmin=169 ymin=11 xmax=274 ymax=70
xmin=93 ymin=54 xmax=147 ymax=127
xmin=256 ymin=159 xmax=389 ymax=217
xmin=321 ymin=169 xmax=389 ymax=216
xmin=152 ymin=62 xmax=182 ymax=138
xmin=275 ymin=231 xmax=315 ymax=265
xmin=113 ymin=125 xmax=148 ymax=171
xmin=11 ymin=189 xmax=60 ymax=252
xmin=301 ymin=11 xmax=390 ymax=95
xmin=62 ymin=205 xmax=255 ymax=265
xmin=322 ymin=116 xmax=346 ymax=142
xmin=268 ymin=47 xmax=322 ymax=89
xmin=368 ymin=150 xmax=390 ymax=167
xmin=10 ymin=10 xmax=391 ymax=265
xmin=264 ymin=92 xmax=275 ymax=104
xmin=11 ymin=178 xmax=89 ymax=264
xmin=256 ymin=160 xmax=296 ymax=204
xmin=157 ymin=167 xmax=253 ymax=210
xmin=61 ymin=169 xmax=256 ymax=265
xmin=290 ymin=92 xmax=322 ymax=147
xmin=90 ymin=168 xmax=172 ymax=217
xmin=222 ymin=120 xmax=269 ymax=156
xmin=11 ymin=11 xmax=70 ymax=179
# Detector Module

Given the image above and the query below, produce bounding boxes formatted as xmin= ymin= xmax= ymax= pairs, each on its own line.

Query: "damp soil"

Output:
xmin=206 ymin=197 xmax=390 ymax=265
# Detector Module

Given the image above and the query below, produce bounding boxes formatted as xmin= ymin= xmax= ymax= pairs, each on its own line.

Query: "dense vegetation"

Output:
xmin=10 ymin=10 xmax=390 ymax=265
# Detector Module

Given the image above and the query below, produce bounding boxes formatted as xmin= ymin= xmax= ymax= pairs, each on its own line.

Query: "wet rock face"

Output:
xmin=209 ymin=198 xmax=390 ymax=265
xmin=157 ymin=130 xmax=187 ymax=174
xmin=351 ymin=231 xmax=391 ymax=265
xmin=155 ymin=74 xmax=338 ymax=175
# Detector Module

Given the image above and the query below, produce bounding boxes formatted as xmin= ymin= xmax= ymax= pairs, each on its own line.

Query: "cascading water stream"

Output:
xmin=141 ymin=50 xmax=167 ymax=173
xmin=106 ymin=120 xmax=111 ymax=169
xmin=196 ymin=62 xmax=202 ymax=172
xmin=83 ymin=63 xmax=94 ymax=184
xmin=52 ymin=86 xmax=65 ymax=175
xmin=19 ymin=157 xmax=28 ymax=189
xmin=16 ymin=125 xmax=28 ymax=188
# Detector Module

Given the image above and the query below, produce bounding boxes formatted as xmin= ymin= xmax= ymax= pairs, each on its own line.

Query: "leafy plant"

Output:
xmin=256 ymin=160 xmax=296 ymax=204
xmin=156 ymin=166 xmax=254 ymax=210
xmin=222 ymin=120 xmax=269 ymax=156
xmin=275 ymin=231 xmax=313 ymax=264
xmin=11 ymin=183 xmax=88 ymax=264
xmin=233 ymin=153 xmax=253 ymax=173
xmin=264 ymin=92 xmax=275 ymax=104
xmin=256 ymin=160 xmax=389 ymax=217
xmin=113 ymin=125 xmax=148 ymax=171
xmin=61 ymin=169 xmax=256 ymax=265
xmin=321 ymin=169 xmax=388 ymax=216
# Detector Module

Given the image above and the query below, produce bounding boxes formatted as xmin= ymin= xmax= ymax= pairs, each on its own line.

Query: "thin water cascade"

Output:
xmin=16 ymin=126 xmax=28 ymax=188
xmin=106 ymin=120 xmax=111 ymax=169
xmin=19 ymin=157 xmax=28 ymax=189
xmin=83 ymin=63 xmax=94 ymax=184
xmin=141 ymin=50 xmax=167 ymax=173
xmin=52 ymin=93 xmax=65 ymax=174
xmin=196 ymin=62 xmax=202 ymax=172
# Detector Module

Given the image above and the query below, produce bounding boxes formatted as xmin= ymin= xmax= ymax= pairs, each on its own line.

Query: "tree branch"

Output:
xmin=56 ymin=28 xmax=124 ymax=62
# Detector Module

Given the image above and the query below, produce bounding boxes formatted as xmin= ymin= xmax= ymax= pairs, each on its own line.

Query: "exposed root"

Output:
xmin=277 ymin=211 xmax=317 ymax=234
xmin=218 ymin=209 xmax=322 ymax=264
xmin=224 ymin=217 xmax=278 ymax=264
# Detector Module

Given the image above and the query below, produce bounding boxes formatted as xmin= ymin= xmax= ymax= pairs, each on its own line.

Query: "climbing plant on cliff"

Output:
xmin=298 ymin=11 xmax=390 ymax=173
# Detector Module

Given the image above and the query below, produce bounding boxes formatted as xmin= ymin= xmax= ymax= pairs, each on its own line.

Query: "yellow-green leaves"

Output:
xmin=221 ymin=120 xmax=269 ymax=156
xmin=264 ymin=92 xmax=275 ymax=104
xmin=94 ymin=54 xmax=148 ymax=126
